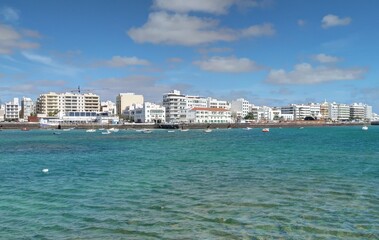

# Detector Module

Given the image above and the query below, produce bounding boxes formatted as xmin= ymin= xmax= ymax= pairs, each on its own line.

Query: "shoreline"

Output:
xmin=0 ymin=121 xmax=370 ymax=130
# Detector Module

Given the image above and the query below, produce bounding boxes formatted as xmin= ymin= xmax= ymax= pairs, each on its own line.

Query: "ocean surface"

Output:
xmin=0 ymin=126 xmax=378 ymax=239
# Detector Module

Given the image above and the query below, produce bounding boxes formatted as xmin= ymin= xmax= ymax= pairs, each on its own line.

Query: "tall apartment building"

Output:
xmin=350 ymin=103 xmax=365 ymax=120
xmin=337 ymin=104 xmax=350 ymax=121
xmin=186 ymin=95 xmax=208 ymax=109
xmin=5 ymin=98 xmax=20 ymax=121
xmin=231 ymin=98 xmax=250 ymax=118
xmin=20 ymin=97 xmax=34 ymax=120
xmin=36 ymin=92 xmax=100 ymax=116
xmin=162 ymin=90 xmax=186 ymax=123
xmin=0 ymin=105 xmax=4 ymax=122
xmin=116 ymin=93 xmax=144 ymax=116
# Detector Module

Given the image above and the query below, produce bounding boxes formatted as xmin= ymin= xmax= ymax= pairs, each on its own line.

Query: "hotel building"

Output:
xmin=36 ymin=92 xmax=100 ymax=116
xmin=186 ymin=107 xmax=232 ymax=123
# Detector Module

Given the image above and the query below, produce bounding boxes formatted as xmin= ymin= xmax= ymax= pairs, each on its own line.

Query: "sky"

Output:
xmin=0 ymin=0 xmax=378 ymax=112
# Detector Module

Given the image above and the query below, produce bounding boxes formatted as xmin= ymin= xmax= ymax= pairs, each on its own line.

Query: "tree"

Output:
xmin=244 ymin=112 xmax=255 ymax=120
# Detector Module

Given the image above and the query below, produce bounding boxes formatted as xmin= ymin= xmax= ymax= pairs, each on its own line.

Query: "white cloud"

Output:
xmin=153 ymin=0 xmax=270 ymax=14
xmin=128 ymin=12 xmax=236 ymax=46
xmin=194 ymin=56 xmax=262 ymax=73
xmin=128 ymin=12 xmax=274 ymax=46
xmin=313 ymin=53 xmax=341 ymax=63
xmin=103 ymin=56 xmax=150 ymax=67
xmin=297 ymin=19 xmax=306 ymax=27
xmin=0 ymin=24 xmax=39 ymax=54
xmin=241 ymin=23 xmax=275 ymax=37
xmin=153 ymin=0 xmax=234 ymax=14
xmin=0 ymin=7 xmax=19 ymax=22
xmin=22 ymin=52 xmax=80 ymax=76
xmin=322 ymin=14 xmax=351 ymax=29
xmin=266 ymin=63 xmax=366 ymax=84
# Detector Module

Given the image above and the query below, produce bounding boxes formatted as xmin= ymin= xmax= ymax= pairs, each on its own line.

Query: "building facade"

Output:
xmin=186 ymin=107 xmax=232 ymax=123
xmin=36 ymin=92 xmax=100 ymax=116
xmin=231 ymin=98 xmax=250 ymax=118
xmin=130 ymin=102 xmax=165 ymax=123
xmin=21 ymin=97 xmax=34 ymax=120
xmin=162 ymin=90 xmax=186 ymax=123
xmin=5 ymin=98 xmax=20 ymax=121
xmin=116 ymin=93 xmax=144 ymax=116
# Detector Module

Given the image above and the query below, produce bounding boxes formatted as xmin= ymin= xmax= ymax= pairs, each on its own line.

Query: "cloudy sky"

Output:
xmin=1 ymin=0 xmax=378 ymax=112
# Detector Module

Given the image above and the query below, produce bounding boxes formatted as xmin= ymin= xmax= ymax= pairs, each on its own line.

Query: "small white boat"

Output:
xmin=42 ymin=168 xmax=49 ymax=173
xmin=362 ymin=126 xmax=368 ymax=130
xmin=98 ymin=128 xmax=105 ymax=131
xmin=108 ymin=128 xmax=119 ymax=132
xmin=244 ymin=127 xmax=252 ymax=130
xmin=53 ymin=132 xmax=61 ymax=135
xmin=180 ymin=129 xmax=189 ymax=132
xmin=63 ymin=128 xmax=71 ymax=131
xmin=102 ymin=130 xmax=111 ymax=135
xmin=142 ymin=129 xmax=152 ymax=133
xmin=204 ymin=129 xmax=212 ymax=133
xmin=86 ymin=129 xmax=96 ymax=133
xmin=167 ymin=130 xmax=175 ymax=133
xmin=262 ymin=128 xmax=270 ymax=132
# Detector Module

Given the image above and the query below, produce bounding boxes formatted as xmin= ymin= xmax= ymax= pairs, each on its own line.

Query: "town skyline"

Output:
xmin=1 ymin=0 xmax=379 ymax=112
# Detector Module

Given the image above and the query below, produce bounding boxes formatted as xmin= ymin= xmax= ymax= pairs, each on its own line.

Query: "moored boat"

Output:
xmin=262 ymin=128 xmax=269 ymax=132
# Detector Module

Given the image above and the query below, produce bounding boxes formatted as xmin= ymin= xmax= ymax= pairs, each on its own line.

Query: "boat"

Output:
xmin=21 ymin=127 xmax=29 ymax=131
xmin=362 ymin=126 xmax=368 ymax=131
xmin=167 ymin=130 xmax=175 ymax=133
xmin=142 ymin=129 xmax=152 ymax=133
xmin=53 ymin=132 xmax=61 ymax=135
xmin=86 ymin=129 xmax=96 ymax=133
xmin=102 ymin=130 xmax=111 ymax=135
xmin=109 ymin=127 xmax=119 ymax=132
xmin=262 ymin=128 xmax=270 ymax=132
xmin=204 ymin=129 xmax=212 ymax=133
xmin=244 ymin=127 xmax=252 ymax=130
xmin=180 ymin=129 xmax=189 ymax=132
xmin=62 ymin=128 xmax=71 ymax=131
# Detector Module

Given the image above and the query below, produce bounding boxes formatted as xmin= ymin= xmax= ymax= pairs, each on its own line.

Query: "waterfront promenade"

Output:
xmin=0 ymin=121 xmax=368 ymax=130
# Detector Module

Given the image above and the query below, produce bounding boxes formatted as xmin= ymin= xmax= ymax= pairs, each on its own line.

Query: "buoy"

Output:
xmin=42 ymin=168 xmax=49 ymax=173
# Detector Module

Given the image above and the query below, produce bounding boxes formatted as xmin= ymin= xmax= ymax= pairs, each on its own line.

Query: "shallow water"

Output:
xmin=0 ymin=126 xmax=378 ymax=239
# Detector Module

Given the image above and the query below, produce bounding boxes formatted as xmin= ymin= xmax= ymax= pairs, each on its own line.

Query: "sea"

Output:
xmin=0 ymin=126 xmax=378 ymax=239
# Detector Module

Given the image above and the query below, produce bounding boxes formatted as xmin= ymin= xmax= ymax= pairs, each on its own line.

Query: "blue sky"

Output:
xmin=1 ymin=0 xmax=378 ymax=112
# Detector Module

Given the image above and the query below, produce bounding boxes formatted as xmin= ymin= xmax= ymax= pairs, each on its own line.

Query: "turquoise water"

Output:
xmin=0 ymin=126 xmax=378 ymax=239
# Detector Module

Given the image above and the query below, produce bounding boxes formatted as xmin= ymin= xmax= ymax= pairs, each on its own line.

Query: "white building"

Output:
xmin=21 ymin=97 xmax=34 ymax=121
xmin=350 ymin=103 xmax=365 ymax=120
xmin=5 ymin=98 xmax=20 ymax=121
xmin=337 ymin=104 xmax=350 ymax=121
xmin=308 ymin=103 xmax=321 ymax=119
xmin=36 ymin=92 xmax=100 ymax=116
xmin=328 ymin=102 xmax=339 ymax=120
xmin=116 ymin=93 xmax=144 ymax=116
xmin=132 ymin=102 xmax=165 ymax=123
xmin=207 ymin=97 xmax=230 ymax=109
xmin=101 ymin=100 xmax=117 ymax=116
xmin=0 ymin=105 xmax=5 ymax=122
xmin=365 ymin=105 xmax=372 ymax=120
xmin=186 ymin=95 xmax=208 ymax=109
xmin=162 ymin=90 xmax=186 ymax=123
xmin=231 ymin=98 xmax=250 ymax=119
xmin=187 ymin=107 xmax=232 ymax=123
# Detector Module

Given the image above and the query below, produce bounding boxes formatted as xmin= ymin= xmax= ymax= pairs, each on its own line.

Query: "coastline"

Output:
xmin=0 ymin=121 xmax=370 ymax=130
